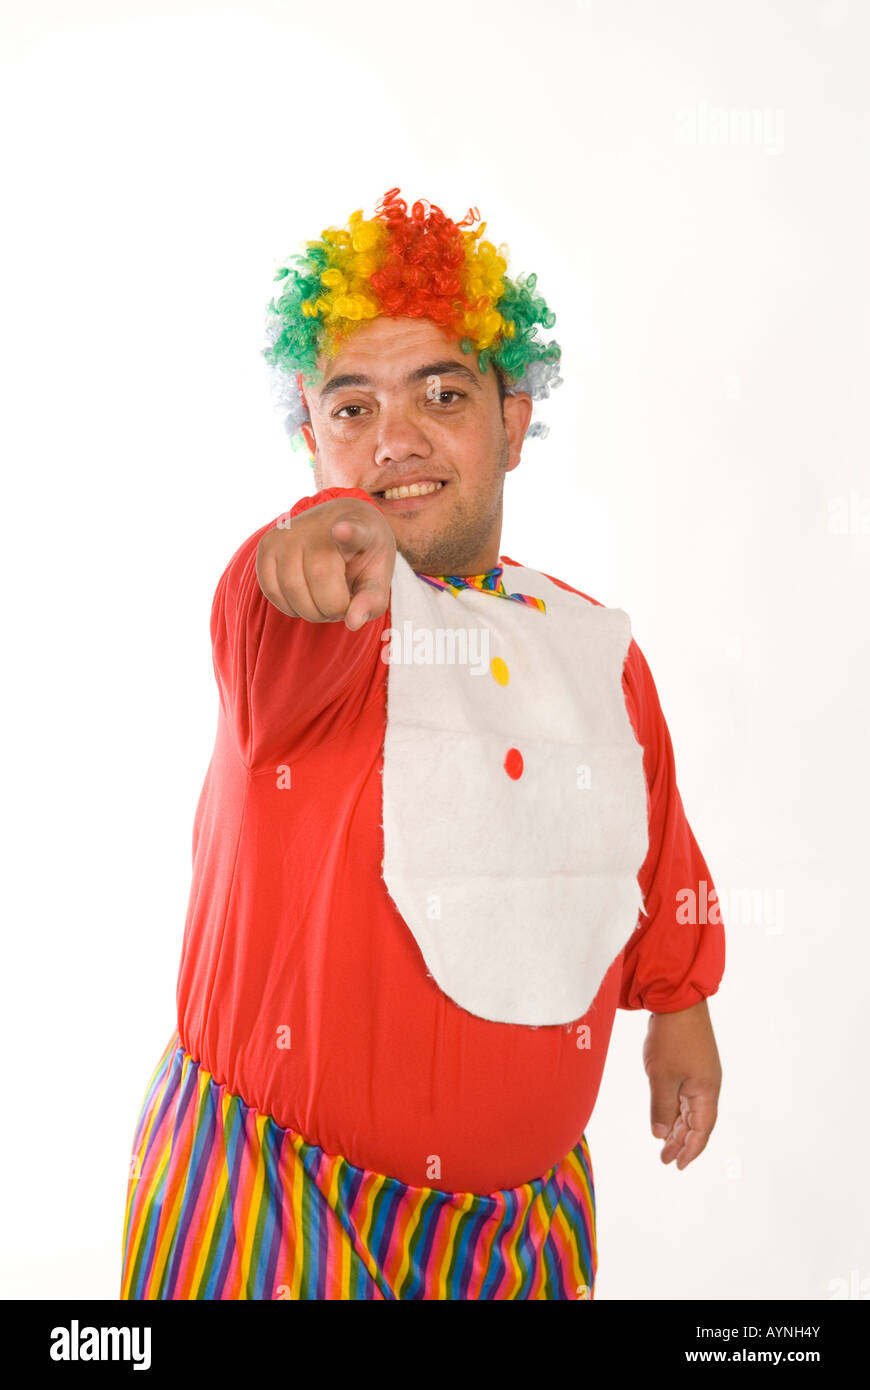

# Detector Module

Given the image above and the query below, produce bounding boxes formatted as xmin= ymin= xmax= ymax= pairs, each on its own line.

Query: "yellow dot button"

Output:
xmin=490 ymin=657 xmax=510 ymax=686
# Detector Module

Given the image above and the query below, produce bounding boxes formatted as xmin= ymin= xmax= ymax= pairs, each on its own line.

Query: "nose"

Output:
xmin=373 ymin=399 xmax=435 ymax=468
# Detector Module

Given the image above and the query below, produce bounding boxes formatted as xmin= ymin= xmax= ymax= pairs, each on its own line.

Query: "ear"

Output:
xmin=501 ymin=392 xmax=534 ymax=472
xmin=300 ymin=421 xmax=316 ymax=457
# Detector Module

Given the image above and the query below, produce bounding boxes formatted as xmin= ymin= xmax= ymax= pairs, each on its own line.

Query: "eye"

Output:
xmin=333 ymin=391 xmax=465 ymax=418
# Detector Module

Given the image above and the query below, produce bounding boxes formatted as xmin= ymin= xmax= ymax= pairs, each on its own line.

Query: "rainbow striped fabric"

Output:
xmin=418 ymin=566 xmax=548 ymax=613
xmin=120 ymin=1033 xmax=597 ymax=1300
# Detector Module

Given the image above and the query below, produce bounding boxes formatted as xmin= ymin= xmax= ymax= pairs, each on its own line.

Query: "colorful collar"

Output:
xmin=417 ymin=566 xmax=547 ymax=613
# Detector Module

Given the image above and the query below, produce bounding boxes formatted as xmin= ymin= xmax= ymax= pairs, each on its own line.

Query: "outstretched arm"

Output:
xmin=211 ymin=487 xmax=395 ymax=769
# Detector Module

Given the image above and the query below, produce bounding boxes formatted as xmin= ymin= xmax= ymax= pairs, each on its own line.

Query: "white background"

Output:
xmin=1 ymin=0 xmax=867 ymax=1300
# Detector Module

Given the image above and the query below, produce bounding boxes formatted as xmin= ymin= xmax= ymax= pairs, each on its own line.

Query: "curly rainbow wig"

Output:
xmin=262 ymin=187 xmax=563 ymax=458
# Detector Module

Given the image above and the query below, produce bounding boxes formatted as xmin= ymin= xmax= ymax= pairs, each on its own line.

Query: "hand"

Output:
xmin=256 ymin=497 xmax=397 ymax=632
xmin=642 ymin=998 xmax=722 ymax=1170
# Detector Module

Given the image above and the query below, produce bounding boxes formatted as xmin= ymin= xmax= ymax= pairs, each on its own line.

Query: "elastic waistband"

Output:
xmin=121 ymin=1032 xmax=597 ymax=1299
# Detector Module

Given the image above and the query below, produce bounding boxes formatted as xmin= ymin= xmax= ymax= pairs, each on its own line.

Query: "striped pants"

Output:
xmin=120 ymin=1032 xmax=598 ymax=1300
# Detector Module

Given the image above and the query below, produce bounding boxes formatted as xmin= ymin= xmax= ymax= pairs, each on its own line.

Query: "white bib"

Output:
xmin=380 ymin=553 xmax=649 ymax=1026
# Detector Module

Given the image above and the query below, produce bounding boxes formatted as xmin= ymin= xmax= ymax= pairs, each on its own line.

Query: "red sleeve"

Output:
xmin=210 ymin=486 xmax=389 ymax=770
xmin=618 ymin=637 xmax=726 ymax=1013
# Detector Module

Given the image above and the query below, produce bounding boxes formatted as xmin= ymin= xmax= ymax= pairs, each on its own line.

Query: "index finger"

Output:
xmin=343 ymin=560 xmax=393 ymax=631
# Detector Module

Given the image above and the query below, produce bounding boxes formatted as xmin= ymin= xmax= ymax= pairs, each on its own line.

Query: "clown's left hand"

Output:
xmin=642 ymin=998 xmax=722 ymax=1169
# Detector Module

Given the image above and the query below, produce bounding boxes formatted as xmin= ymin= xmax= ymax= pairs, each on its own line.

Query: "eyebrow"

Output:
xmin=317 ymin=359 xmax=484 ymax=403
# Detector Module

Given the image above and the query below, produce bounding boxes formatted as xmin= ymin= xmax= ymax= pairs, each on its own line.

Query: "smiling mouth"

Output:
xmin=373 ymin=480 xmax=446 ymax=502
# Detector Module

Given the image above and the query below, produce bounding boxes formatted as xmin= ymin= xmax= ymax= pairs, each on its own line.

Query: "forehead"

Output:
xmin=314 ymin=316 xmax=486 ymax=389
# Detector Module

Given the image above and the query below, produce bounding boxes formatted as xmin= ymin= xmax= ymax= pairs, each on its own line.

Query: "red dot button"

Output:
xmin=504 ymin=747 xmax=524 ymax=780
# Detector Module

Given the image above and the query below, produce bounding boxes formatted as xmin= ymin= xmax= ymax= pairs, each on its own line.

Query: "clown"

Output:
xmin=120 ymin=187 xmax=724 ymax=1301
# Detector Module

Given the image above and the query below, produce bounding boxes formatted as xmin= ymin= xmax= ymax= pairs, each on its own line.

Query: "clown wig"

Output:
xmin=262 ymin=187 xmax=563 ymax=457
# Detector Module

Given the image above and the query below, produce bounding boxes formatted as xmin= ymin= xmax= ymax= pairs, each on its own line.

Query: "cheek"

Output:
xmin=446 ymin=413 xmax=495 ymax=464
xmin=317 ymin=423 xmax=369 ymax=464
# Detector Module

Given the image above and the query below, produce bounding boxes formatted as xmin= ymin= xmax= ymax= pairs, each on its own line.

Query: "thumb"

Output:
xmin=330 ymin=515 xmax=381 ymax=562
xmin=650 ymin=1077 xmax=683 ymax=1139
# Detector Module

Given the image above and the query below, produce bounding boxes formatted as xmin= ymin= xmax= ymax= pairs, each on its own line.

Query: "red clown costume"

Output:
xmin=120 ymin=191 xmax=725 ymax=1300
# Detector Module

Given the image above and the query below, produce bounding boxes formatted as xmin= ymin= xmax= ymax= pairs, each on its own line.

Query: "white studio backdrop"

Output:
xmin=0 ymin=0 xmax=867 ymax=1300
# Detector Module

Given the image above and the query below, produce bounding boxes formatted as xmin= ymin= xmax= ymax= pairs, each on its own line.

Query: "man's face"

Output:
xmin=299 ymin=316 xmax=533 ymax=575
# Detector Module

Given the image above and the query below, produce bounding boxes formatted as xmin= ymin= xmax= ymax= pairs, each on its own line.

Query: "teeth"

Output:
xmin=382 ymin=481 xmax=444 ymax=501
